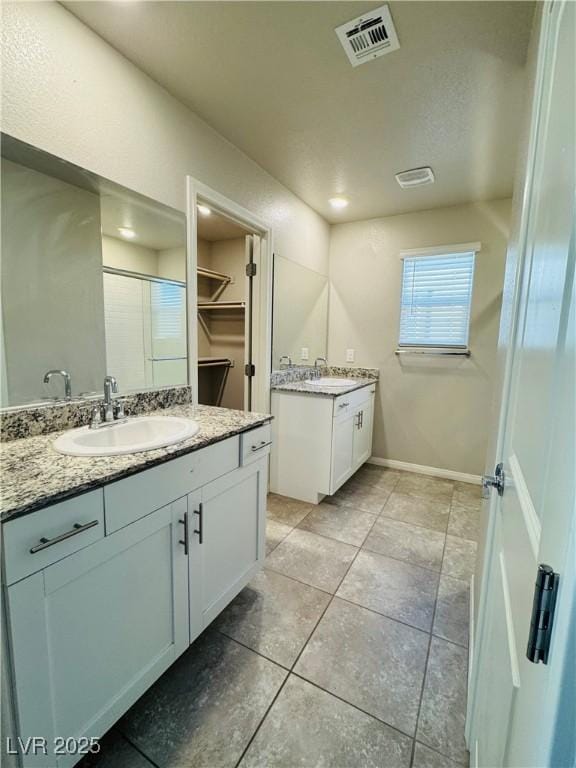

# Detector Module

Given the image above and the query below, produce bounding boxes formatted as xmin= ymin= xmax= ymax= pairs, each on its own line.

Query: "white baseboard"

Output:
xmin=367 ymin=456 xmax=482 ymax=485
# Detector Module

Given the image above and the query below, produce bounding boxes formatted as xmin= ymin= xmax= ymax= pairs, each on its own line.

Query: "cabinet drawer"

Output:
xmin=240 ymin=423 xmax=272 ymax=465
xmin=3 ymin=490 xmax=104 ymax=585
xmin=333 ymin=385 xmax=375 ymax=419
xmin=104 ymin=437 xmax=239 ymax=533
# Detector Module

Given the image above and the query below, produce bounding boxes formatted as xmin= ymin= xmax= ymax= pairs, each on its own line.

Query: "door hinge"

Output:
xmin=246 ymin=262 xmax=257 ymax=277
xmin=482 ymin=462 xmax=505 ymax=498
xmin=526 ymin=564 xmax=559 ymax=665
xmin=245 ymin=363 xmax=255 ymax=377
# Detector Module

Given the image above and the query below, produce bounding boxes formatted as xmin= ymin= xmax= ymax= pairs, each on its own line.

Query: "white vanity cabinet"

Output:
xmin=5 ymin=498 xmax=188 ymax=768
xmin=270 ymin=384 xmax=375 ymax=504
xmin=2 ymin=428 xmax=270 ymax=768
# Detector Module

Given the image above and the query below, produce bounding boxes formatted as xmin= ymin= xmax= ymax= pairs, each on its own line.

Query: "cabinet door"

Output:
xmin=6 ymin=501 xmax=189 ymax=768
xmin=353 ymin=394 xmax=375 ymax=470
xmin=330 ymin=412 xmax=355 ymax=493
xmin=188 ymin=459 xmax=267 ymax=640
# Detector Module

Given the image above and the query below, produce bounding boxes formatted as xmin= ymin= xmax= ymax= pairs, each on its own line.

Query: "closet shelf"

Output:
xmin=198 ymin=301 xmax=245 ymax=311
xmin=198 ymin=357 xmax=234 ymax=368
xmin=197 ymin=266 xmax=232 ymax=283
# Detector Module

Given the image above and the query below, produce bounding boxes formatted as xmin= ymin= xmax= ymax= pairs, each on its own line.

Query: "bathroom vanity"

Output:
xmin=270 ymin=376 xmax=376 ymax=504
xmin=0 ymin=406 xmax=271 ymax=767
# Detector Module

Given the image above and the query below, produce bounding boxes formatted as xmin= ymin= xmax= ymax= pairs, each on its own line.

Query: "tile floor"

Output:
xmin=80 ymin=465 xmax=480 ymax=768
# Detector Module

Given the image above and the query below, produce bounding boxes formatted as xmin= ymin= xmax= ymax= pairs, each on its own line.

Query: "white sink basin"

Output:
xmin=53 ymin=416 xmax=200 ymax=457
xmin=306 ymin=377 xmax=357 ymax=387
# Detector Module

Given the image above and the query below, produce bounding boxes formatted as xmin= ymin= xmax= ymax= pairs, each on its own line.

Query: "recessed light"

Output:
xmin=197 ymin=204 xmax=211 ymax=217
xmin=329 ymin=197 xmax=349 ymax=210
xmin=118 ymin=227 xmax=136 ymax=239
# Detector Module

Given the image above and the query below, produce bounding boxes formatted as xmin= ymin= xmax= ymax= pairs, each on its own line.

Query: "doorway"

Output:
xmin=187 ymin=178 xmax=272 ymax=414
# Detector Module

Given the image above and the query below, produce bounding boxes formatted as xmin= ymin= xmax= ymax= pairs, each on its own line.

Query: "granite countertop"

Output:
xmin=0 ymin=404 xmax=271 ymax=523
xmin=271 ymin=377 xmax=378 ymax=397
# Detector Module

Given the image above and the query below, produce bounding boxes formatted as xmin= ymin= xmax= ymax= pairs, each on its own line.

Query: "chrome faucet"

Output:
xmin=103 ymin=376 xmax=118 ymax=423
xmin=43 ymin=370 xmax=72 ymax=400
xmin=314 ymin=357 xmax=328 ymax=368
xmin=90 ymin=376 xmax=126 ymax=429
xmin=279 ymin=355 xmax=293 ymax=368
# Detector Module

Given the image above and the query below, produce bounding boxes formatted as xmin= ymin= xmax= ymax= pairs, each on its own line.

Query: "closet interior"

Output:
xmin=197 ymin=208 xmax=253 ymax=410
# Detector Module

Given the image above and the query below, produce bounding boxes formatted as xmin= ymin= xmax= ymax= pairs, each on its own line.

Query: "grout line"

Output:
xmin=334 ymin=594 xmax=433 ymax=637
xmin=214 ymin=627 xmax=292 ymax=671
xmin=359 ymin=541 xmax=445 ymax=575
xmin=409 ymin=485 xmax=455 ymax=768
xmin=377 ymin=507 xmax=449 ymax=532
xmin=118 ymin=731 xmax=161 ymax=768
xmin=262 ymin=563 xmax=339 ymax=597
xmin=413 ymin=739 xmax=468 ymax=767
xmin=233 ymin=674 xmax=290 ymax=768
xmin=290 ymin=671 xmax=416 ymax=743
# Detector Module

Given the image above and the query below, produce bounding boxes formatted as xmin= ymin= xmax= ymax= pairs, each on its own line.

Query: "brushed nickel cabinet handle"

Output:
xmin=29 ymin=520 xmax=99 ymax=554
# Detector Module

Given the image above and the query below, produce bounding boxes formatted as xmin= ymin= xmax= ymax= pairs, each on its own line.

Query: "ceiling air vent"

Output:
xmin=395 ymin=167 xmax=435 ymax=189
xmin=335 ymin=4 xmax=400 ymax=68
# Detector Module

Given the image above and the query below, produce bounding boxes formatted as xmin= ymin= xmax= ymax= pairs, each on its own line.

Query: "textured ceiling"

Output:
xmin=64 ymin=1 xmax=535 ymax=223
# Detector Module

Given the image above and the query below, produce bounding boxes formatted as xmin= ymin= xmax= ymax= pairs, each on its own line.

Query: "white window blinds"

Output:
xmin=399 ymin=250 xmax=476 ymax=348
xmin=151 ymin=282 xmax=186 ymax=340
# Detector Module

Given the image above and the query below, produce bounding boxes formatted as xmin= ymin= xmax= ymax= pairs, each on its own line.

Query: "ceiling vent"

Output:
xmin=395 ymin=167 xmax=435 ymax=189
xmin=335 ymin=5 xmax=400 ymax=68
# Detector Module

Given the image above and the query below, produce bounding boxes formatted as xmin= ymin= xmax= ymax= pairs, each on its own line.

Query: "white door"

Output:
xmin=468 ymin=3 xmax=575 ymax=766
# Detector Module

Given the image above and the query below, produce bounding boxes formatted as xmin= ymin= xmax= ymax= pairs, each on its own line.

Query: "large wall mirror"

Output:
xmin=272 ymin=255 xmax=328 ymax=370
xmin=0 ymin=135 xmax=188 ymax=408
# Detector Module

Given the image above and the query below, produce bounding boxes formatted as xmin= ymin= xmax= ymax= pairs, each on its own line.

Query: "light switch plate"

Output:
xmin=346 ymin=349 xmax=355 ymax=362
xmin=301 ymin=347 xmax=309 ymax=361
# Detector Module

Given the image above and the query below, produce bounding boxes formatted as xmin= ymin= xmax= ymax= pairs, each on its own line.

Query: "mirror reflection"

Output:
xmin=272 ymin=256 xmax=328 ymax=370
xmin=0 ymin=136 xmax=188 ymax=408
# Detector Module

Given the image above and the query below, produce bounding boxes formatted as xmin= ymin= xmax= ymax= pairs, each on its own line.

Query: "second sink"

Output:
xmin=306 ymin=377 xmax=357 ymax=387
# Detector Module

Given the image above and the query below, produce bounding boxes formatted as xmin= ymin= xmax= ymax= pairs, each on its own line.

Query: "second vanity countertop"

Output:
xmin=271 ymin=377 xmax=378 ymax=397
xmin=0 ymin=404 xmax=271 ymax=523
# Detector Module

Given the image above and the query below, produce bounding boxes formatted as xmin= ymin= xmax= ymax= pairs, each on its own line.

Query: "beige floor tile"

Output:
xmin=295 ymin=598 xmax=429 ymax=735
xmin=381 ymin=492 xmax=450 ymax=533
xmin=299 ymin=501 xmax=377 ymax=546
xmin=337 ymin=550 xmax=439 ymax=631
xmin=266 ymin=528 xmax=358 ymax=593
xmin=363 ymin=516 xmax=445 ymax=571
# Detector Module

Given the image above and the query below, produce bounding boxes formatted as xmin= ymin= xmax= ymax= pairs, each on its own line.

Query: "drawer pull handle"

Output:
xmin=251 ymin=440 xmax=271 ymax=452
xmin=29 ymin=520 xmax=99 ymax=554
xmin=338 ymin=402 xmax=350 ymax=409
xmin=179 ymin=512 xmax=189 ymax=555
xmin=194 ymin=503 xmax=204 ymax=544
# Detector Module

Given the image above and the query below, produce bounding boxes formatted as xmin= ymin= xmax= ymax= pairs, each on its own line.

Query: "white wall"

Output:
xmin=328 ymin=199 xmax=512 ymax=476
xmin=1 ymin=1 xmax=330 ymax=279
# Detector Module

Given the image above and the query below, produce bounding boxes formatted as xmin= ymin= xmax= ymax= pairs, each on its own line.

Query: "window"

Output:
xmin=398 ymin=245 xmax=478 ymax=349
xmin=151 ymin=281 xmax=186 ymax=340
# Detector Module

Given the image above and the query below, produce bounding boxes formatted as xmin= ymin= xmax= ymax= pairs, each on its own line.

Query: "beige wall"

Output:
xmin=328 ymin=199 xmax=512 ymax=476
xmin=1 ymin=1 xmax=330 ymax=278
xmin=158 ymin=246 xmax=186 ymax=282
xmin=102 ymin=236 xmax=159 ymax=276
xmin=1 ymin=159 xmax=106 ymax=406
